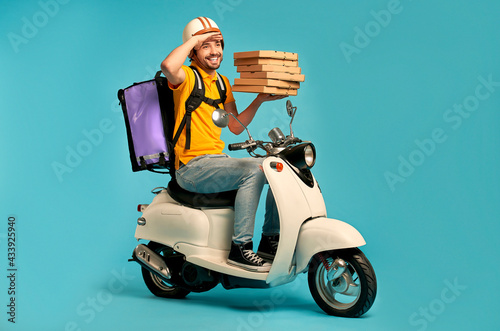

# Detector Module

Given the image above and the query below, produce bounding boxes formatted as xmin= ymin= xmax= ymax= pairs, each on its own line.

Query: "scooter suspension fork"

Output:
xmin=317 ymin=252 xmax=347 ymax=282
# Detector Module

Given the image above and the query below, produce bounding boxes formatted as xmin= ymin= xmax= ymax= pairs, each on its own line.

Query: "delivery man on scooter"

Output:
xmin=160 ymin=17 xmax=284 ymax=272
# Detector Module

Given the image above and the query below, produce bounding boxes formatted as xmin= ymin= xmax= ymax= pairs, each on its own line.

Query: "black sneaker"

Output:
xmin=227 ymin=241 xmax=271 ymax=272
xmin=257 ymin=234 xmax=279 ymax=262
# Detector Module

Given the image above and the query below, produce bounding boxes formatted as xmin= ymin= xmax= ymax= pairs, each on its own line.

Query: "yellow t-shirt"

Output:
xmin=169 ymin=63 xmax=235 ymax=169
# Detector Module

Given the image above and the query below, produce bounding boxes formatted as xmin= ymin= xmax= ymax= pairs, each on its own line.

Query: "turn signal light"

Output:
xmin=270 ymin=162 xmax=284 ymax=172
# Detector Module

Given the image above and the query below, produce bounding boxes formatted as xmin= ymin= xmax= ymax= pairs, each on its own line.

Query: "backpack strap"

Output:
xmin=193 ymin=67 xmax=227 ymax=110
xmin=199 ymin=71 xmax=227 ymax=109
xmin=172 ymin=66 xmax=227 ymax=150
xmin=215 ymin=72 xmax=227 ymax=105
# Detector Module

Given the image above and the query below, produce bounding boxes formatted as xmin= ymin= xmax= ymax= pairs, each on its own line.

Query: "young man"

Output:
xmin=161 ymin=17 xmax=284 ymax=272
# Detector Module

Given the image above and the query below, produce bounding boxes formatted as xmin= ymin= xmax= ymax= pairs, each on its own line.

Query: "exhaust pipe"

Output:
xmin=131 ymin=244 xmax=171 ymax=280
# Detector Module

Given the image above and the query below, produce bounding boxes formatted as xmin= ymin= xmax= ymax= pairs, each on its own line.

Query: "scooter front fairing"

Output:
xmin=263 ymin=157 xmax=365 ymax=286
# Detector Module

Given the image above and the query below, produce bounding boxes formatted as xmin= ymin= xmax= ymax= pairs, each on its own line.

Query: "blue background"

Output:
xmin=1 ymin=0 xmax=499 ymax=330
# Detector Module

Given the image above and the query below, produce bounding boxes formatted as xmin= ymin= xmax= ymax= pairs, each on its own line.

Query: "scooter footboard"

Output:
xmin=294 ymin=217 xmax=366 ymax=273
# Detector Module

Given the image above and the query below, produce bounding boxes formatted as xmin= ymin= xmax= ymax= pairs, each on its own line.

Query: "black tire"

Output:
xmin=141 ymin=241 xmax=191 ymax=299
xmin=308 ymin=248 xmax=377 ymax=317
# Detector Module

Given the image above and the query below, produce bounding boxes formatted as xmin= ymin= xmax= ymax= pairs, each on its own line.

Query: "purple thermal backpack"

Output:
xmin=117 ymin=68 xmax=227 ymax=175
xmin=118 ymin=71 xmax=174 ymax=174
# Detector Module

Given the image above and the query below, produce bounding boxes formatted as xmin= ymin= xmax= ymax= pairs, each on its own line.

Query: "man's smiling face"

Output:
xmin=193 ymin=39 xmax=223 ymax=73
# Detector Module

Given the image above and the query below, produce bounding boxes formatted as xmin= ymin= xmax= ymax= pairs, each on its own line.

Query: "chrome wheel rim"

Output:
xmin=315 ymin=259 xmax=361 ymax=310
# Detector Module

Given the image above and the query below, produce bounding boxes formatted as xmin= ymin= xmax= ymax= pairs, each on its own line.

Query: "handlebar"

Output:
xmin=228 ymin=140 xmax=262 ymax=153
xmin=228 ymin=136 xmax=304 ymax=155
xmin=228 ymin=142 xmax=248 ymax=151
xmin=285 ymin=136 xmax=302 ymax=145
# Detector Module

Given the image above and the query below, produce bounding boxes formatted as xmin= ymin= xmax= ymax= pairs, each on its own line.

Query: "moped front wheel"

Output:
xmin=141 ymin=241 xmax=191 ymax=299
xmin=308 ymin=248 xmax=376 ymax=317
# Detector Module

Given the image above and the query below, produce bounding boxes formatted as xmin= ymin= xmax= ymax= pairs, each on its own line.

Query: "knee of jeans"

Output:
xmin=246 ymin=163 xmax=266 ymax=182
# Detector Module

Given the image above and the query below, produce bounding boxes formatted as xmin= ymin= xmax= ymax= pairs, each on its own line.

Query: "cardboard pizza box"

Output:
xmin=236 ymin=64 xmax=301 ymax=74
xmin=232 ymin=85 xmax=298 ymax=96
xmin=233 ymin=50 xmax=298 ymax=61
xmin=239 ymin=71 xmax=305 ymax=82
xmin=234 ymin=78 xmax=300 ymax=89
xmin=234 ymin=58 xmax=299 ymax=67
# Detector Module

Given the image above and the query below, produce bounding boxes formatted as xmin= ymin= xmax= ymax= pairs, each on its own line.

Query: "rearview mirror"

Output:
xmin=212 ymin=108 xmax=229 ymax=128
xmin=286 ymin=100 xmax=297 ymax=117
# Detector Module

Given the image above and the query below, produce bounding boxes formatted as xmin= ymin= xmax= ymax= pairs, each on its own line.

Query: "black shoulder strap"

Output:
xmin=215 ymin=72 xmax=227 ymax=105
xmin=171 ymin=66 xmax=228 ymax=150
xmin=171 ymin=67 xmax=203 ymax=150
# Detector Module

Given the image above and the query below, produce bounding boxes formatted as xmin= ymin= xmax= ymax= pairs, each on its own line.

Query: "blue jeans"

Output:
xmin=175 ymin=154 xmax=280 ymax=244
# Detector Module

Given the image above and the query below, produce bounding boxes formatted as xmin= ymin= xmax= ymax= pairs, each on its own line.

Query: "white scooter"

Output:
xmin=130 ymin=100 xmax=377 ymax=317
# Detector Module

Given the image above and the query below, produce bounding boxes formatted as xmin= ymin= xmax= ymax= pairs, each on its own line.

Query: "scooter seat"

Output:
xmin=167 ymin=179 xmax=237 ymax=208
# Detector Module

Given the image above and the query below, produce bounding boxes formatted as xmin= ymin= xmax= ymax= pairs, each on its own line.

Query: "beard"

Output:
xmin=195 ymin=52 xmax=223 ymax=71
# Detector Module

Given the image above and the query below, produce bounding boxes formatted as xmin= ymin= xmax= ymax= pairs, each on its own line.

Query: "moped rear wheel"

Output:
xmin=141 ymin=241 xmax=191 ymax=299
xmin=308 ymin=248 xmax=376 ymax=317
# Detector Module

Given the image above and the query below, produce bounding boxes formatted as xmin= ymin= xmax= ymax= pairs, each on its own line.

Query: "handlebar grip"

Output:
xmin=228 ymin=142 xmax=247 ymax=151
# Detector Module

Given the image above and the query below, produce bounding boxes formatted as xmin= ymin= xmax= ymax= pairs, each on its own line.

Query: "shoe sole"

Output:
xmin=227 ymin=259 xmax=271 ymax=273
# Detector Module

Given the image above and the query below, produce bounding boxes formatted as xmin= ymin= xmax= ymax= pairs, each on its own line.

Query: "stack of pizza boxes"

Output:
xmin=232 ymin=51 xmax=304 ymax=96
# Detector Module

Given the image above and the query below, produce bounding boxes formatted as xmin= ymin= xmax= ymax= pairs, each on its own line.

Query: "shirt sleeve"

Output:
xmin=167 ymin=65 xmax=193 ymax=91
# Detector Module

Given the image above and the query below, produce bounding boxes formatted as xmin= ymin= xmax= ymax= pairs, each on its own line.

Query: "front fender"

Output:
xmin=294 ymin=217 xmax=366 ymax=273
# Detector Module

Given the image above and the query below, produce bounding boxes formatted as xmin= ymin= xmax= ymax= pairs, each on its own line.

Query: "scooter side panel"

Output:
xmin=135 ymin=193 xmax=210 ymax=247
xmin=294 ymin=217 xmax=366 ymax=273
xmin=203 ymin=208 xmax=234 ymax=250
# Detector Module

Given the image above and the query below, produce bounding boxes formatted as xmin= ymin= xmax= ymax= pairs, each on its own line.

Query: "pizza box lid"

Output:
xmin=234 ymin=78 xmax=300 ymax=89
xmin=233 ymin=50 xmax=298 ymax=61
xmin=232 ymin=85 xmax=298 ymax=96
xmin=239 ymin=71 xmax=305 ymax=82
xmin=236 ymin=64 xmax=301 ymax=74
xmin=234 ymin=58 xmax=298 ymax=67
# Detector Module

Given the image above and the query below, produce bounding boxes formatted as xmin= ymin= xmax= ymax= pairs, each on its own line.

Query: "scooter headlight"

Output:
xmin=304 ymin=144 xmax=316 ymax=168
xmin=280 ymin=143 xmax=316 ymax=170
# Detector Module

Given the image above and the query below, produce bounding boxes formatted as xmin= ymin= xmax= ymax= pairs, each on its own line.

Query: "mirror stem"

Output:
xmin=289 ymin=110 xmax=296 ymax=138
xmin=230 ymin=113 xmax=254 ymax=141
